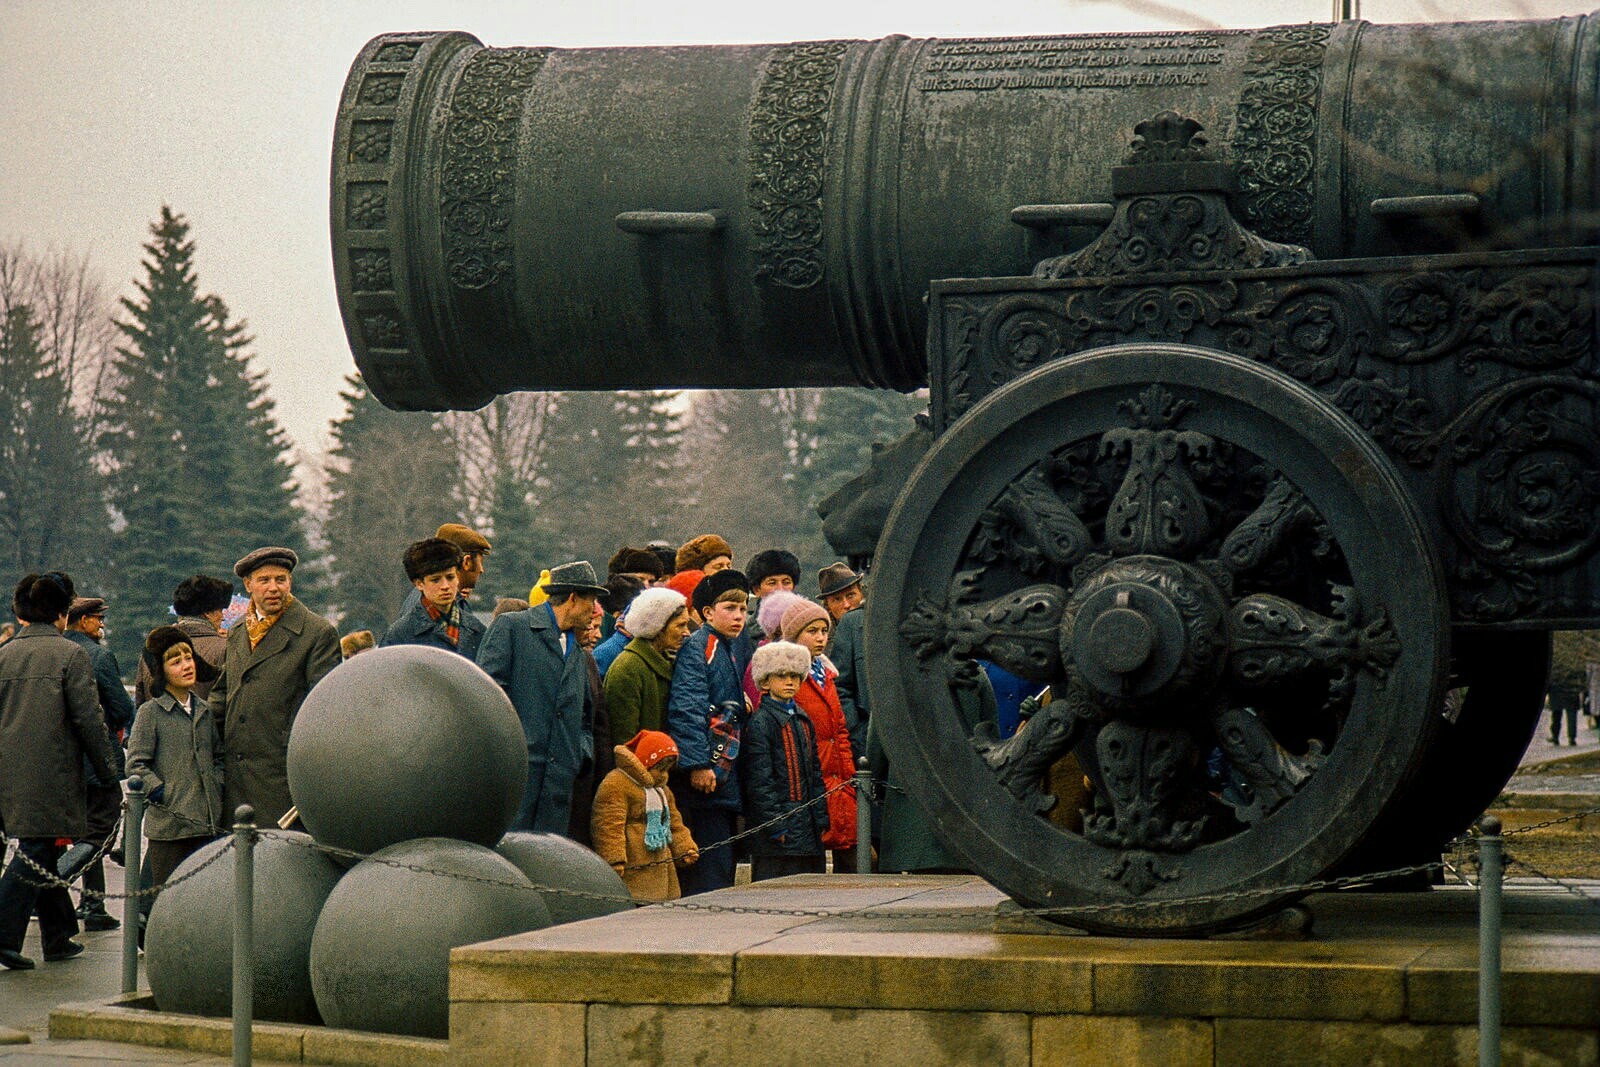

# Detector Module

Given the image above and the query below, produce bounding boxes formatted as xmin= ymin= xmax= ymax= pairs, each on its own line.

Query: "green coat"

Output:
xmin=868 ymin=667 xmax=996 ymax=874
xmin=209 ymin=597 xmax=341 ymax=827
xmin=604 ymin=637 xmax=674 ymax=742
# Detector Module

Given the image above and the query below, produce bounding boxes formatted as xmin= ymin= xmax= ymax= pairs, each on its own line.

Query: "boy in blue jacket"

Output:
xmin=665 ymin=568 xmax=753 ymax=894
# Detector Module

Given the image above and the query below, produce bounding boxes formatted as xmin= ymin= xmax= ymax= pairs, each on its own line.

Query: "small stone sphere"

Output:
xmin=146 ymin=831 xmax=343 ymax=1022
xmin=310 ymin=838 xmax=552 ymax=1037
xmin=495 ymin=832 xmax=634 ymax=925
xmin=287 ymin=645 xmax=526 ymax=858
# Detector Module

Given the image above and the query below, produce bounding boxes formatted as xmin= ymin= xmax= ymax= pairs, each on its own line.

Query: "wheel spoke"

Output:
xmin=1211 ymin=706 xmax=1324 ymax=824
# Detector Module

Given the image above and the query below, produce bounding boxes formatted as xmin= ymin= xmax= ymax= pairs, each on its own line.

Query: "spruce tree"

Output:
xmin=324 ymin=374 xmax=462 ymax=634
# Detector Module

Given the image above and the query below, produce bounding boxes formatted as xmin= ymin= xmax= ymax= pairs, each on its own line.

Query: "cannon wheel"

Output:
xmin=866 ymin=343 xmax=1449 ymax=935
xmin=1341 ymin=629 xmax=1551 ymax=879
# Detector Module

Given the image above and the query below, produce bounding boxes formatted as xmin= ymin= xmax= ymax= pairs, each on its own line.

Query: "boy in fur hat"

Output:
xmin=590 ymin=730 xmax=697 ymax=901
xmin=382 ymin=537 xmax=486 ymax=659
xmin=742 ymin=641 xmax=829 ymax=883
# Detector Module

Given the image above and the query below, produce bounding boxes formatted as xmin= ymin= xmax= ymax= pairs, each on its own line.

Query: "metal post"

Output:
xmin=1478 ymin=815 xmax=1503 ymax=1067
xmin=232 ymin=805 xmax=255 ymax=1067
xmin=854 ymin=757 xmax=873 ymax=875
xmin=120 ymin=777 xmax=144 ymax=994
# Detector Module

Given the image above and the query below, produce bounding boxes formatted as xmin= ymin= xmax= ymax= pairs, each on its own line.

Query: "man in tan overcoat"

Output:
xmin=209 ymin=547 xmax=340 ymax=827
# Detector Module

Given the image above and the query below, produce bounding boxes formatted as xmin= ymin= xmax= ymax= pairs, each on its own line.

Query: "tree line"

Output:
xmin=1 ymin=208 xmax=923 ymax=668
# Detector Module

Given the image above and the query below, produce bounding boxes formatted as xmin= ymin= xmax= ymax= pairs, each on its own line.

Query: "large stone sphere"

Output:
xmin=146 ymin=831 xmax=343 ymax=1022
xmin=495 ymin=832 xmax=634 ymax=925
xmin=287 ymin=645 xmax=525 ymax=857
xmin=310 ymin=838 xmax=552 ymax=1037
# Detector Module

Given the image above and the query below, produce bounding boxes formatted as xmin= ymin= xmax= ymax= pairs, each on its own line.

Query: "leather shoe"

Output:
xmin=43 ymin=940 xmax=85 ymax=962
xmin=80 ymin=912 xmax=119 ymax=932
xmin=0 ymin=948 xmax=36 ymax=970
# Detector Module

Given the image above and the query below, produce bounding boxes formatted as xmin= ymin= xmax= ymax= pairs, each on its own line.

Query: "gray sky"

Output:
xmin=0 ymin=0 xmax=1587 ymax=453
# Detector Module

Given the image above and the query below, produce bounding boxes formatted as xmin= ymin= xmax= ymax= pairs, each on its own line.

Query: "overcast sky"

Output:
xmin=0 ymin=0 xmax=1588 ymax=453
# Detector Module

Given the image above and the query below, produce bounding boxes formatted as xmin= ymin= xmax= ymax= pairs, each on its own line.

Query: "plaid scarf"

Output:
xmin=244 ymin=596 xmax=293 ymax=649
xmin=423 ymin=596 xmax=461 ymax=646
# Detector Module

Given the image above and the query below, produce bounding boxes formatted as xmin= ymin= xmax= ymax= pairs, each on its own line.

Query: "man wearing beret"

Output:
xmin=477 ymin=560 xmax=606 ymax=835
xmin=208 ymin=547 xmax=341 ymax=827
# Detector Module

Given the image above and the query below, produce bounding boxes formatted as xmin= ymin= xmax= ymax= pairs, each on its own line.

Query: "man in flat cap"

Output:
xmin=477 ymin=560 xmax=606 ymax=835
xmin=208 ymin=547 xmax=341 ymax=827
xmin=62 ymin=597 xmax=135 ymax=930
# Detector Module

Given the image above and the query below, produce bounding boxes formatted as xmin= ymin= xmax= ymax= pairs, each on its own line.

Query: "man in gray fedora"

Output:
xmin=477 ymin=560 xmax=608 ymax=834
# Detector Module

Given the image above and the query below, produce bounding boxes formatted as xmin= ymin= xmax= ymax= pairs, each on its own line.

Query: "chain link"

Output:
xmin=1499 ymin=802 xmax=1600 ymax=837
xmin=6 ymin=832 xmax=235 ymax=901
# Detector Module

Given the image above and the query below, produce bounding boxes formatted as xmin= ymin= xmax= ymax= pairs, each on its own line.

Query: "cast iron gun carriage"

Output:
xmin=330 ymin=14 xmax=1600 ymax=933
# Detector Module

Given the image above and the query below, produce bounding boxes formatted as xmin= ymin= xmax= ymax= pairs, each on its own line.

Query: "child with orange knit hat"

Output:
xmin=591 ymin=730 xmax=698 ymax=901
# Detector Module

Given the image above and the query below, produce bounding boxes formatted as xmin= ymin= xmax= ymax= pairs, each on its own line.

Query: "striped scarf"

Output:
xmin=422 ymin=597 xmax=461 ymax=646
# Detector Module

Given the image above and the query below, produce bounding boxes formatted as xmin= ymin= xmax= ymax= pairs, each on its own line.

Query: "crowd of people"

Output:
xmin=0 ymin=526 xmax=965 ymax=972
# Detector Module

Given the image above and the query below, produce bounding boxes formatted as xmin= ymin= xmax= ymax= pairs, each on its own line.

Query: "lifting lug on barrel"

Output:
xmin=614 ymin=210 xmax=725 ymax=234
xmin=1369 ymin=193 xmax=1481 ymax=220
xmin=1010 ymin=204 xmax=1116 ymax=228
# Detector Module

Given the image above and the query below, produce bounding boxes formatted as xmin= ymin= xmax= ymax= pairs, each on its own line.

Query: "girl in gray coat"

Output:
xmin=127 ymin=627 xmax=225 ymax=889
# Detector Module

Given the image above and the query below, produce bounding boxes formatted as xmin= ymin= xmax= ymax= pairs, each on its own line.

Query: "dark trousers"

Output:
xmin=1551 ymin=704 xmax=1579 ymax=743
xmin=0 ymin=838 xmax=78 ymax=953
xmin=77 ymin=784 xmax=121 ymax=916
xmin=677 ymin=806 xmax=736 ymax=896
xmin=147 ymin=837 xmax=215 ymax=889
xmin=751 ymin=853 xmax=826 ymax=883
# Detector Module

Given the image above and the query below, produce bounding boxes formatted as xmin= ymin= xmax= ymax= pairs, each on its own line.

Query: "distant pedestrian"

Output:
xmin=605 ymin=589 xmax=692 ymax=740
xmin=62 ymin=596 xmax=136 ymax=931
xmin=821 ymin=563 xmax=870 ymax=754
xmin=382 ymin=538 xmax=486 ymax=659
xmin=133 ymin=575 xmax=231 ymax=704
xmin=0 ymin=573 xmax=118 ymax=971
xmin=339 ymin=630 xmax=376 ymax=659
xmin=743 ymin=641 xmax=829 ymax=883
xmin=608 ymin=546 xmax=667 ymax=588
xmin=663 ymin=569 xmax=705 ymax=629
xmin=817 ymin=562 xmax=865 ymax=622
xmin=126 ymin=627 xmax=224 ymax=892
xmin=209 ymin=547 xmax=341 ymax=828
xmin=593 ymin=574 xmax=647 ymax=677
xmin=478 ymin=560 xmax=607 ymax=835
xmin=743 ymin=549 xmax=800 ymax=640
xmin=675 ymin=534 xmax=733 ymax=576
xmin=645 ymin=541 xmax=678 ymax=578
xmin=591 ymin=730 xmax=697 ymax=901
xmin=666 ymin=568 xmax=753 ymax=894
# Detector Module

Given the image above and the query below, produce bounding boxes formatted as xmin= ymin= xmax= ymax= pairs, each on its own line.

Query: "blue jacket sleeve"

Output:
xmin=667 ymin=637 xmax=712 ymax=770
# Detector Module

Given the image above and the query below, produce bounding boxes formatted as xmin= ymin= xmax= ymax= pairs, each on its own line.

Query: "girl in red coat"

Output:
xmin=778 ymin=599 xmax=860 ymax=872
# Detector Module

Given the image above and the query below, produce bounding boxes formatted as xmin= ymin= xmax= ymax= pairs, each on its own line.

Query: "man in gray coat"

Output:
xmin=477 ymin=560 xmax=606 ymax=835
xmin=208 ymin=548 xmax=341 ymax=828
xmin=0 ymin=573 xmax=117 ymax=970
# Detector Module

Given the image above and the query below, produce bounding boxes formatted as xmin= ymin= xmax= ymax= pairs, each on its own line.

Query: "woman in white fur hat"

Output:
xmin=604 ymin=588 xmax=694 ymax=741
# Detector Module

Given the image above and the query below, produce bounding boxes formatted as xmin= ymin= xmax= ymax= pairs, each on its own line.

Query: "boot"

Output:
xmin=76 ymin=861 xmax=120 ymax=931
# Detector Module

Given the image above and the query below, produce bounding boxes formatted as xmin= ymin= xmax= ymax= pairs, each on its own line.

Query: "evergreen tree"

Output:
xmin=100 ymin=207 xmax=308 ymax=668
xmin=324 ymin=374 xmax=462 ymax=634
xmin=0 ymin=303 xmax=105 ymax=580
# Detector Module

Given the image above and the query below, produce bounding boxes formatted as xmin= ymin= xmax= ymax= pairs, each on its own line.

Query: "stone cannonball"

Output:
xmin=495 ymin=831 xmax=634 ymax=925
xmin=287 ymin=645 xmax=526 ymax=858
xmin=310 ymin=838 xmax=552 ymax=1038
xmin=146 ymin=831 xmax=343 ymax=1022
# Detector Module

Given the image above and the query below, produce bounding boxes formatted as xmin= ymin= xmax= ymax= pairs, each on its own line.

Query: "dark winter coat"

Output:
xmin=0 ymin=625 xmax=117 ymax=838
xmin=830 ymin=608 xmax=870 ymax=756
xmin=65 ymin=628 xmax=135 ymax=783
xmin=741 ymin=696 xmax=828 ymax=858
xmin=567 ymin=651 xmax=613 ymax=845
xmin=666 ymin=626 xmax=753 ymax=812
xmin=134 ymin=615 xmax=226 ymax=704
xmin=477 ymin=604 xmax=593 ymax=835
xmin=209 ymin=597 xmax=342 ymax=827
xmin=380 ymin=598 xmax=486 ymax=660
xmin=869 ymin=668 xmax=996 ymax=874
xmin=126 ymin=691 xmax=224 ymax=840
xmin=604 ymin=637 xmax=674 ymax=742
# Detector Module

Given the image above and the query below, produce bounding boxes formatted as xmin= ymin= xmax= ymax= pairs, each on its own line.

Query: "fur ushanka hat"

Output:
xmin=675 ymin=534 xmax=733 ymax=574
xmin=624 ymin=588 xmax=687 ymax=639
xmin=751 ymin=641 xmax=812 ymax=688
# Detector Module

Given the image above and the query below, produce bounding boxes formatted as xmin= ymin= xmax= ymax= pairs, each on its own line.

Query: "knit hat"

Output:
xmin=624 ymin=588 xmax=688 ymax=639
xmin=13 ymin=572 xmax=74 ymax=624
xmin=528 ymin=569 xmax=552 ymax=606
xmin=779 ymin=598 xmax=832 ymax=643
xmin=435 ymin=523 xmax=491 ymax=554
xmin=142 ymin=625 xmax=195 ymax=679
xmin=404 ymin=537 xmax=463 ymax=581
xmin=757 ymin=590 xmax=804 ymax=637
xmin=625 ymin=729 xmax=679 ymax=770
xmin=67 ymin=596 xmax=107 ymax=622
xmin=746 ymin=549 xmax=801 ymax=586
xmin=608 ymin=546 xmax=665 ymax=580
xmin=664 ymin=569 xmax=704 ymax=604
xmin=234 ymin=546 xmax=299 ymax=579
xmin=692 ymin=568 xmax=749 ymax=612
xmin=751 ymin=641 xmax=812 ymax=687
xmin=675 ymin=534 xmax=733 ymax=574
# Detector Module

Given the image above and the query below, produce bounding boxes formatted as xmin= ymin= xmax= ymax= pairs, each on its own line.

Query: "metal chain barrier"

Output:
xmin=1499 ymin=802 xmax=1600 ymax=837
xmin=1502 ymin=853 xmax=1600 ymax=911
xmin=6 ymin=828 xmax=235 ymax=900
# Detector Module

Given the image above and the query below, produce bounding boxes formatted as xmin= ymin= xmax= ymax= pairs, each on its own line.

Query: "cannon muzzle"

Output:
xmin=332 ymin=18 xmax=1600 ymax=410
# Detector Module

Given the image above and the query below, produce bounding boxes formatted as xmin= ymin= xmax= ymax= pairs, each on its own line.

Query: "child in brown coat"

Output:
xmin=591 ymin=730 xmax=698 ymax=901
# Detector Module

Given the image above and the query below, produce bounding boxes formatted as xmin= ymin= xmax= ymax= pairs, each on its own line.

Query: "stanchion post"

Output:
xmin=1478 ymin=815 xmax=1503 ymax=1067
xmin=854 ymin=757 xmax=872 ymax=875
xmin=120 ymin=776 xmax=145 ymax=994
xmin=232 ymin=805 xmax=255 ymax=1067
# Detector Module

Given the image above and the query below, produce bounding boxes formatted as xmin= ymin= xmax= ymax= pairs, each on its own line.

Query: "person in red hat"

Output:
xmin=590 ymin=730 xmax=697 ymax=901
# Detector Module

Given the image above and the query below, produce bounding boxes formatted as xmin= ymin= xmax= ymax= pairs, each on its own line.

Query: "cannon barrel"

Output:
xmin=332 ymin=17 xmax=1600 ymax=410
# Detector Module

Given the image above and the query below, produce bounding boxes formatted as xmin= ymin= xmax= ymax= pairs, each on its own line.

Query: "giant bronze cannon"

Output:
xmin=332 ymin=15 xmax=1600 ymax=933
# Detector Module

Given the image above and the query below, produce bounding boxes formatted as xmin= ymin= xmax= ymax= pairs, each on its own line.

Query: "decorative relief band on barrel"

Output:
xmin=439 ymin=47 xmax=551 ymax=291
xmin=747 ymin=41 xmax=850 ymax=290
xmin=1231 ymin=24 xmax=1329 ymax=249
